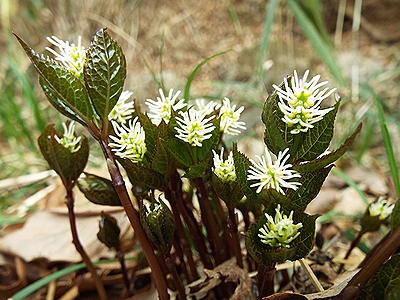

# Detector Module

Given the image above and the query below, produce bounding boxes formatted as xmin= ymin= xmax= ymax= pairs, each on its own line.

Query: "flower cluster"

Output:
xmin=175 ymin=109 xmax=215 ymax=147
xmin=247 ymin=147 xmax=301 ymax=194
xmin=146 ymin=89 xmax=187 ymax=125
xmin=55 ymin=121 xmax=82 ymax=153
xmin=108 ymin=91 xmax=135 ymax=124
xmin=108 ymin=117 xmax=147 ymax=163
xmin=212 ymin=148 xmax=236 ymax=183
xmin=273 ymin=70 xmax=336 ymax=134
xmin=258 ymin=204 xmax=303 ymax=248
xmin=369 ymin=197 xmax=394 ymax=220
xmin=219 ymin=97 xmax=246 ymax=135
xmin=46 ymin=36 xmax=86 ymax=78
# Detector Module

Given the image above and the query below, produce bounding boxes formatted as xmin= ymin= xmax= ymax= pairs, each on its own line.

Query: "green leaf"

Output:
xmin=84 ymin=28 xmax=126 ymax=122
xmin=294 ymin=100 xmax=340 ymax=162
xmin=38 ymin=124 xmax=89 ymax=184
xmin=262 ymin=86 xmax=290 ymax=155
xmin=97 ymin=212 xmax=121 ymax=249
xmin=140 ymin=196 xmax=175 ymax=253
xmin=119 ymin=158 xmax=165 ymax=190
xmin=359 ymin=254 xmax=400 ymax=300
xmin=14 ymin=34 xmax=93 ymax=126
xmin=233 ymin=144 xmax=259 ymax=203
xmin=294 ymin=123 xmax=362 ymax=173
xmin=246 ymin=211 xmax=317 ymax=266
xmin=77 ymin=173 xmax=122 ymax=206
xmin=285 ymin=165 xmax=333 ymax=211
xmin=391 ymin=201 xmax=400 ymax=231
xmin=166 ymin=138 xmax=194 ymax=167
xmin=185 ymin=159 xmax=211 ymax=179
xmin=151 ymin=139 xmax=170 ymax=175
xmin=196 ymin=119 xmax=220 ymax=162
xmin=211 ymin=174 xmax=244 ymax=208
xmin=136 ymin=110 xmax=159 ymax=160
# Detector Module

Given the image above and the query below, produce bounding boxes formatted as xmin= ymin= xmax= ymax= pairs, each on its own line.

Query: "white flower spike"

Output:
xmin=175 ymin=108 xmax=215 ymax=147
xmin=247 ymin=147 xmax=301 ymax=194
xmin=46 ymin=36 xmax=86 ymax=78
xmin=108 ymin=117 xmax=147 ymax=163
xmin=108 ymin=90 xmax=135 ymax=124
xmin=273 ymin=70 xmax=336 ymax=134
xmin=55 ymin=121 xmax=82 ymax=153
xmin=195 ymin=99 xmax=219 ymax=117
xmin=212 ymin=148 xmax=237 ymax=183
xmin=369 ymin=197 xmax=394 ymax=221
xmin=145 ymin=88 xmax=187 ymax=125
xmin=258 ymin=204 xmax=303 ymax=248
xmin=219 ymin=97 xmax=246 ymax=135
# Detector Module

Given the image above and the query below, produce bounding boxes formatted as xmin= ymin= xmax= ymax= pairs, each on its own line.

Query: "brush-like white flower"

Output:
xmin=247 ymin=147 xmax=301 ymax=194
xmin=55 ymin=121 xmax=82 ymax=153
xmin=108 ymin=117 xmax=147 ymax=163
xmin=175 ymin=108 xmax=215 ymax=147
xmin=108 ymin=91 xmax=135 ymax=124
xmin=369 ymin=197 xmax=394 ymax=220
xmin=212 ymin=148 xmax=236 ymax=183
xmin=195 ymin=99 xmax=219 ymax=117
xmin=273 ymin=70 xmax=336 ymax=134
xmin=145 ymin=88 xmax=187 ymax=125
xmin=46 ymin=36 xmax=86 ymax=78
xmin=258 ymin=204 xmax=303 ymax=248
xmin=219 ymin=97 xmax=246 ymax=135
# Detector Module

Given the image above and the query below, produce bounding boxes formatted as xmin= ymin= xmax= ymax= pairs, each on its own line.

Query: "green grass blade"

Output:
xmin=256 ymin=0 xmax=279 ymax=84
xmin=375 ymin=95 xmax=400 ymax=199
xmin=10 ymin=257 xmax=137 ymax=300
xmin=331 ymin=168 xmax=369 ymax=206
xmin=184 ymin=50 xmax=231 ymax=102
xmin=285 ymin=0 xmax=347 ymax=86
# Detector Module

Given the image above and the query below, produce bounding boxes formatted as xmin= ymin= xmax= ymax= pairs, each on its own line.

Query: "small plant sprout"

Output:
xmin=219 ymin=97 xmax=246 ymax=135
xmin=108 ymin=90 xmax=135 ymax=124
xmin=258 ymin=204 xmax=303 ymax=248
xmin=247 ymin=147 xmax=301 ymax=194
xmin=108 ymin=117 xmax=147 ymax=163
xmin=54 ymin=121 xmax=82 ymax=153
xmin=273 ymin=70 xmax=336 ymax=134
xmin=369 ymin=197 xmax=394 ymax=220
xmin=145 ymin=88 xmax=187 ymax=125
xmin=212 ymin=147 xmax=237 ymax=183
xmin=46 ymin=36 xmax=86 ymax=78
xmin=175 ymin=108 xmax=215 ymax=147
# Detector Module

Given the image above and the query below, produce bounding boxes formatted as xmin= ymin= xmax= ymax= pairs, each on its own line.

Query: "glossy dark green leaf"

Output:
xmin=166 ymin=138 xmax=194 ymax=167
xmin=136 ymin=110 xmax=159 ymax=160
xmin=119 ymin=158 xmax=165 ymax=190
xmin=294 ymin=100 xmax=340 ymax=162
xmin=84 ymin=28 xmax=126 ymax=121
xmin=211 ymin=173 xmax=244 ymax=208
xmin=140 ymin=196 xmax=175 ymax=253
xmin=246 ymin=211 xmax=317 ymax=266
xmin=294 ymin=123 xmax=362 ymax=173
xmin=233 ymin=144 xmax=259 ymax=203
xmin=285 ymin=165 xmax=333 ymax=211
xmin=185 ymin=159 xmax=211 ymax=179
xmin=38 ymin=124 xmax=89 ymax=184
xmin=262 ymin=86 xmax=290 ymax=155
xmin=97 ymin=212 xmax=121 ymax=249
xmin=151 ymin=139 xmax=170 ymax=175
xmin=358 ymin=254 xmax=400 ymax=300
xmin=196 ymin=119 xmax=220 ymax=162
xmin=391 ymin=200 xmax=400 ymax=231
xmin=15 ymin=34 xmax=93 ymax=126
xmin=77 ymin=173 xmax=122 ymax=206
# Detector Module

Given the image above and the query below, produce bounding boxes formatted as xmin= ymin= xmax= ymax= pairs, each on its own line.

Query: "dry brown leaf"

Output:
xmin=0 ymin=210 xmax=129 ymax=262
